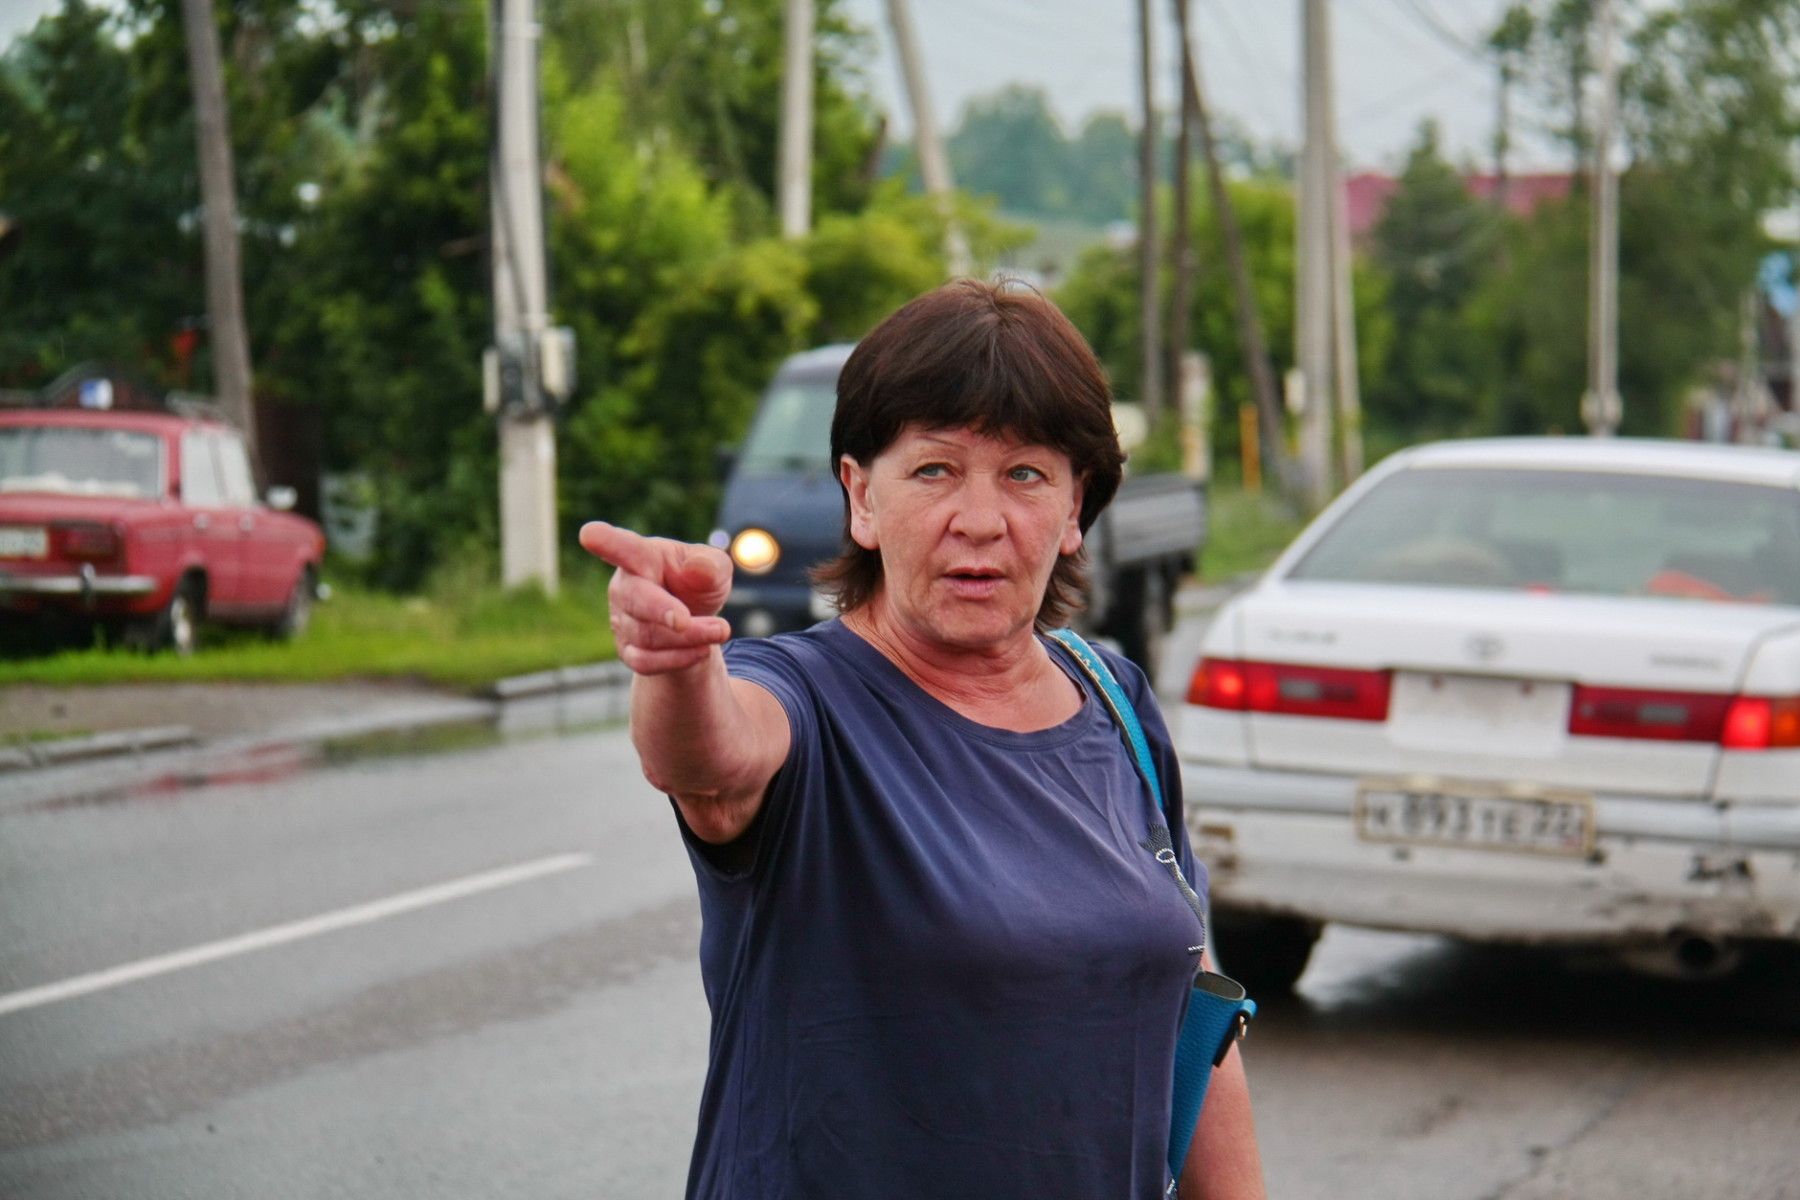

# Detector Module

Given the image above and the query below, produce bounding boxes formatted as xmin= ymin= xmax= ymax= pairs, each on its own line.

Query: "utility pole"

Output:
xmin=178 ymin=0 xmax=256 ymax=452
xmin=778 ymin=0 xmax=815 ymax=238
xmin=886 ymin=0 xmax=970 ymax=274
xmin=1582 ymin=0 xmax=1621 ymax=436
xmin=1296 ymin=0 xmax=1334 ymax=508
xmin=1166 ymin=0 xmax=1197 ymax=410
xmin=1329 ymin=95 xmax=1362 ymax=484
xmin=491 ymin=0 xmax=558 ymax=592
xmin=1137 ymin=0 xmax=1163 ymax=421
xmin=1184 ymin=28 xmax=1291 ymax=496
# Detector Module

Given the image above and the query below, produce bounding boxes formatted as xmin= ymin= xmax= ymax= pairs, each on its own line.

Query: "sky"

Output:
xmin=0 ymin=0 xmax=1566 ymax=173
xmin=838 ymin=0 xmax=1567 ymax=172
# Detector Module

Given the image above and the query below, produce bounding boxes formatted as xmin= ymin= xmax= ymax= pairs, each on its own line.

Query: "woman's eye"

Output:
xmin=1008 ymin=466 xmax=1045 ymax=483
xmin=916 ymin=463 xmax=948 ymax=478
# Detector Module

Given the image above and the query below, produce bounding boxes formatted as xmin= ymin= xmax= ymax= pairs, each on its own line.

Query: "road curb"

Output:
xmin=485 ymin=660 xmax=630 ymax=701
xmin=1 ymin=664 xmax=631 ymax=777
xmin=0 ymin=724 xmax=197 ymax=773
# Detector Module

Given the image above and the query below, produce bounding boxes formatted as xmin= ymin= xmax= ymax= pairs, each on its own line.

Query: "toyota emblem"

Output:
xmin=1466 ymin=633 xmax=1505 ymax=663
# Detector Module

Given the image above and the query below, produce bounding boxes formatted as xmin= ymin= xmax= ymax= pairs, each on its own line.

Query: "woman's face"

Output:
xmin=840 ymin=424 xmax=1084 ymax=653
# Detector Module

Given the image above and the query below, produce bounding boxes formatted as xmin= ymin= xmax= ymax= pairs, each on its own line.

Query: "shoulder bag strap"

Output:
xmin=1046 ymin=628 xmax=1163 ymax=803
xmin=1046 ymin=629 xmax=1209 ymax=935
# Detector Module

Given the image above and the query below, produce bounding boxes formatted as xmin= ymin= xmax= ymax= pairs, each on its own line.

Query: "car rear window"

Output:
xmin=0 ymin=426 xmax=164 ymax=499
xmin=1287 ymin=465 xmax=1800 ymax=606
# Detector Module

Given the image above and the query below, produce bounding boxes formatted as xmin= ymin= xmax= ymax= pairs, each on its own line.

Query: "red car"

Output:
xmin=0 ymin=408 xmax=325 ymax=654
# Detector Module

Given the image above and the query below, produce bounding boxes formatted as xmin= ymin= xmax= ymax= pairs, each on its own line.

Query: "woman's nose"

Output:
xmin=947 ymin=478 xmax=1007 ymax=539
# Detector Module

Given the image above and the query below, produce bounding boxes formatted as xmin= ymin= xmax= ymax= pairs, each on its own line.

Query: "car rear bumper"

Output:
xmin=1182 ymin=760 xmax=1800 ymax=946
xmin=0 ymin=568 xmax=158 ymax=596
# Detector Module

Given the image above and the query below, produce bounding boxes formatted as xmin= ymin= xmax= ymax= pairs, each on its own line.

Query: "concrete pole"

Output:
xmin=1179 ymin=351 xmax=1211 ymax=484
xmin=886 ymin=0 xmax=970 ymax=274
xmin=778 ymin=0 xmax=815 ymax=238
xmin=1137 ymin=0 xmax=1163 ymax=421
xmin=178 ymin=0 xmax=257 ymax=452
xmin=1167 ymin=0 xmax=1197 ymax=409
xmin=492 ymin=0 xmax=558 ymax=593
xmin=1582 ymin=0 xmax=1622 ymax=436
xmin=1296 ymin=0 xmax=1334 ymax=508
xmin=1327 ymin=73 xmax=1363 ymax=484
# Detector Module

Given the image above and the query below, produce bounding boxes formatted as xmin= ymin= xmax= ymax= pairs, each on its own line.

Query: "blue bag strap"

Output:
xmin=1049 ymin=628 xmax=1255 ymax=1186
xmin=1046 ymin=628 xmax=1163 ymax=808
xmin=1047 ymin=629 xmax=1207 ymax=934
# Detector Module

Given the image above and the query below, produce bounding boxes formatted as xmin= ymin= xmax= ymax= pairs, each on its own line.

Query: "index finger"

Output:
xmin=578 ymin=521 xmax=663 ymax=578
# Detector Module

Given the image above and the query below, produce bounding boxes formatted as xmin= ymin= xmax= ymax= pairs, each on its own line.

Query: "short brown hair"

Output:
xmin=811 ymin=278 xmax=1125 ymax=629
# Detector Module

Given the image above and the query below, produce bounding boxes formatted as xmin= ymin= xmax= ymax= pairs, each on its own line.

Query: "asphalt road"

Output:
xmin=2 ymin=616 xmax=1798 ymax=1199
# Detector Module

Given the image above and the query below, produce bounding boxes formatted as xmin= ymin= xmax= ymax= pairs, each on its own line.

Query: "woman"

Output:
xmin=581 ymin=279 xmax=1265 ymax=1199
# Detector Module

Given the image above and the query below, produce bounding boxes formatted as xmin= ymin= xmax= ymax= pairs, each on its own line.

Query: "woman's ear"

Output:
xmin=841 ymin=455 xmax=878 ymax=551
xmin=1060 ymin=474 xmax=1086 ymax=556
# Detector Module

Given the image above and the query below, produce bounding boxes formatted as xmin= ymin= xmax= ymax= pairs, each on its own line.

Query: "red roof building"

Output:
xmin=1344 ymin=171 xmax=1574 ymax=241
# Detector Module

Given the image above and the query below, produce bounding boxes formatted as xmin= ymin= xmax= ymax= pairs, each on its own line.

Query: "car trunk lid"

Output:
xmin=1233 ymin=581 xmax=1800 ymax=797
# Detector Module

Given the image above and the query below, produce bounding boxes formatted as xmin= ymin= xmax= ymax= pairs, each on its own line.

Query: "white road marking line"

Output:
xmin=0 ymin=852 xmax=595 ymax=1018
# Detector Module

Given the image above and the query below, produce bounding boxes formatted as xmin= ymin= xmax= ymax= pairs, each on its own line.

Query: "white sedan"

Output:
xmin=1180 ymin=437 xmax=1800 ymax=991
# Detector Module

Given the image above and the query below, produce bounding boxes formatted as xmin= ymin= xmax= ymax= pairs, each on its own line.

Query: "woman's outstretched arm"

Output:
xmin=580 ymin=521 xmax=790 ymax=843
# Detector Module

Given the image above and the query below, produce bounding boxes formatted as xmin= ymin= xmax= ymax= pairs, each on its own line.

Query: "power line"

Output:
xmin=1195 ymin=0 xmax=1296 ymax=131
xmin=1388 ymin=0 xmax=1489 ymax=62
xmin=1339 ymin=57 xmax=1477 ymax=131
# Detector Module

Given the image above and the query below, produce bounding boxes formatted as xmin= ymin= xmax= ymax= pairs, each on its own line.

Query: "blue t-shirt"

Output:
xmin=677 ymin=618 xmax=1207 ymax=1199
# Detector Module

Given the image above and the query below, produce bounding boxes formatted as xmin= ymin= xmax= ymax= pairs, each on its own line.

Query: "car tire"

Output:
xmin=274 ymin=567 xmax=315 ymax=641
xmin=131 ymin=577 xmax=202 ymax=657
xmin=1209 ymin=908 xmax=1321 ymax=997
xmin=1114 ymin=567 xmax=1170 ymax=687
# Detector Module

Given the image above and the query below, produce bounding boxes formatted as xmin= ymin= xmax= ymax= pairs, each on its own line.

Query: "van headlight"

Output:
xmin=729 ymin=528 xmax=780 ymax=575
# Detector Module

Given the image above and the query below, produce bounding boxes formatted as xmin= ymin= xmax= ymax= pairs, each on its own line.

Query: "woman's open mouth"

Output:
xmin=943 ymin=567 xmax=1005 ymax=599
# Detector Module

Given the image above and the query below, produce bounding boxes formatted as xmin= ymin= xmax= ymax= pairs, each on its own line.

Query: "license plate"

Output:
xmin=1355 ymin=780 xmax=1594 ymax=857
xmin=0 ymin=526 xmax=48 ymax=559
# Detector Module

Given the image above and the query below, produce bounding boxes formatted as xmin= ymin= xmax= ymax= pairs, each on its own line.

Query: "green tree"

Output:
xmin=1064 ymin=112 xmax=1136 ymax=224
xmin=1368 ymin=121 xmax=1501 ymax=439
xmin=1058 ymin=177 xmax=1393 ymax=473
xmin=543 ymin=0 xmax=881 ymax=229
xmin=1468 ymin=0 xmax=1800 ymax=436
xmin=945 ymin=85 xmax=1071 ymax=217
xmin=0 ymin=2 xmax=197 ymax=385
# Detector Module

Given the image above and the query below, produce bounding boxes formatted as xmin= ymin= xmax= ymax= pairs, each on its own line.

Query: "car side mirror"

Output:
xmin=266 ymin=485 xmax=297 ymax=511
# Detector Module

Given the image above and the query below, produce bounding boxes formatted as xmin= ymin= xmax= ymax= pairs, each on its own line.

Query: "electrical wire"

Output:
xmin=1389 ymin=0 xmax=1489 ymax=62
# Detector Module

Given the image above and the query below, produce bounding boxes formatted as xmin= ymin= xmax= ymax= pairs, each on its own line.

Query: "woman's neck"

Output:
xmin=841 ymin=598 xmax=1082 ymax=732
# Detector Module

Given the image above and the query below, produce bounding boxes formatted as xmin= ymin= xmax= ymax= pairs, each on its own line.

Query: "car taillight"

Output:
xmin=1567 ymin=686 xmax=1800 ymax=750
xmin=1567 ymin=685 xmax=1731 ymax=742
xmin=1720 ymin=696 xmax=1800 ymax=750
xmin=55 ymin=522 xmax=122 ymax=561
xmin=1187 ymin=657 xmax=1248 ymax=709
xmin=1187 ymin=658 xmax=1391 ymax=722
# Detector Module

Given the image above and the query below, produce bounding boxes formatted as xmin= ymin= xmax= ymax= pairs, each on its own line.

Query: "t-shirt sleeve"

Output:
xmin=669 ymin=634 xmax=819 ymax=882
xmin=1100 ymin=645 xmax=1209 ymax=905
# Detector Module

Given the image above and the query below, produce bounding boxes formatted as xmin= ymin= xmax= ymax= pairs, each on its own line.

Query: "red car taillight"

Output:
xmin=1187 ymin=658 xmax=1391 ymax=722
xmin=1187 ymin=657 xmax=1248 ymax=709
xmin=54 ymin=522 xmax=122 ymax=561
xmin=1567 ymin=685 xmax=1732 ymax=742
xmin=1720 ymin=696 xmax=1800 ymax=750
xmin=1567 ymin=685 xmax=1800 ymax=750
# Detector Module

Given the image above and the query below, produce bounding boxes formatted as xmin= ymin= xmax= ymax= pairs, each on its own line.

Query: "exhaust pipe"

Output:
xmin=1613 ymin=932 xmax=1742 ymax=980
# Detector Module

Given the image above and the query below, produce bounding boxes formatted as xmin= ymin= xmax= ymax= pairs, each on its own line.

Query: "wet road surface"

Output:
xmin=2 ymin=626 xmax=1797 ymax=1199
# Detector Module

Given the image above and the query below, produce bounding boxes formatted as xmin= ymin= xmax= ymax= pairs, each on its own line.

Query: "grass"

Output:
xmin=1200 ymin=486 xmax=1309 ymax=584
xmin=2 ymin=727 xmax=94 ymax=747
xmin=0 ymin=576 xmax=616 ymax=691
